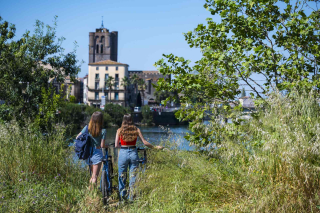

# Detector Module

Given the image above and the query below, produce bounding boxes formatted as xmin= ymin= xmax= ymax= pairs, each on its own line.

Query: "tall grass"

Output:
xmin=0 ymin=122 xmax=90 ymax=212
xmin=2 ymin=91 xmax=320 ymax=212
xmin=115 ymin=91 xmax=320 ymax=212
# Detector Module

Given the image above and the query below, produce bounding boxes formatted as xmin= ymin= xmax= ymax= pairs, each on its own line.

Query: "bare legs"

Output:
xmin=89 ymin=162 xmax=102 ymax=188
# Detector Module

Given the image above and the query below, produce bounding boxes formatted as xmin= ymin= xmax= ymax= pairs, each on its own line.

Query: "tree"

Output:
xmin=121 ymin=76 xmax=131 ymax=107
xmin=136 ymin=92 xmax=142 ymax=107
xmin=141 ymin=105 xmax=153 ymax=125
xmin=0 ymin=16 xmax=81 ymax=125
xmin=241 ymin=88 xmax=246 ymax=98
xmin=154 ymin=0 xmax=320 ymax=147
xmin=104 ymin=103 xmax=130 ymax=126
xmin=69 ymin=95 xmax=76 ymax=103
xmin=105 ymin=76 xmax=114 ymax=103
xmin=154 ymin=90 xmax=171 ymax=104
xmin=138 ymin=78 xmax=147 ymax=106
xmin=130 ymin=74 xmax=140 ymax=94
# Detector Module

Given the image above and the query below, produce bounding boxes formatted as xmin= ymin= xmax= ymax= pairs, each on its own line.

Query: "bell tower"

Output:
xmin=89 ymin=19 xmax=118 ymax=63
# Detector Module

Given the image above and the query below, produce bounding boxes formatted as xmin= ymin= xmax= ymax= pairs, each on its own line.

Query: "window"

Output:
xmin=95 ymin=92 xmax=99 ymax=100
xmin=115 ymin=74 xmax=119 ymax=81
xmin=105 ymin=82 xmax=108 ymax=89
xmin=104 ymin=92 xmax=108 ymax=100
xmin=105 ymin=74 xmax=108 ymax=79
xmin=95 ymin=82 xmax=99 ymax=89
xmin=115 ymin=92 xmax=119 ymax=100
xmin=96 ymin=66 xmax=99 ymax=70
xmin=96 ymin=45 xmax=99 ymax=53
xmin=105 ymin=66 xmax=108 ymax=71
xmin=95 ymin=74 xmax=99 ymax=79
xmin=115 ymin=82 xmax=119 ymax=90
xmin=101 ymin=44 xmax=103 ymax=53
xmin=116 ymin=66 xmax=118 ymax=71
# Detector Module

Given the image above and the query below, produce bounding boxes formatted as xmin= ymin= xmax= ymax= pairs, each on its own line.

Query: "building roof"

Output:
xmin=88 ymin=60 xmax=128 ymax=66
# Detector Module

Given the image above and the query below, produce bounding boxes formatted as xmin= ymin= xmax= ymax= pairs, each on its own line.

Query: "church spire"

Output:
xmin=101 ymin=16 xmax=104 ymax=28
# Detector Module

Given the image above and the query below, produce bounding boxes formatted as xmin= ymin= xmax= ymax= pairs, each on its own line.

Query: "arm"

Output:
xmin=100 ymin=139 xmax=107 ymax=148
xmin=137 ymin=128 xmax=158 ymax=149
xmin=115 ymin=129 xmax=121 ymax=148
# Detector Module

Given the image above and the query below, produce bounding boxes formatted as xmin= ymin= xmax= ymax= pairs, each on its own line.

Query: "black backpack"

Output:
xmin=74 ymin=126 xmax=93 ymax=160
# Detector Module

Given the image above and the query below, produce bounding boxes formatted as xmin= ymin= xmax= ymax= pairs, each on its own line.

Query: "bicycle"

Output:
xmin=92 ymin=145 xmax=148 ymax=205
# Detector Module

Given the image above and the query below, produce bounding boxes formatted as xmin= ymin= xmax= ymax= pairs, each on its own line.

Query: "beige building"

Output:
xmin=87 ymin=60 xmax=128 ymax=107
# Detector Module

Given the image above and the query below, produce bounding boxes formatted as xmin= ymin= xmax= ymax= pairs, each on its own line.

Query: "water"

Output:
xmin=103 ymin=125 xmax=194 ymax=151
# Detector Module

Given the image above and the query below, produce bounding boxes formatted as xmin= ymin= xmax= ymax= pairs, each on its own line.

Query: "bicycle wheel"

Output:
xmin=101 ymin=170 xmax=108 ymax=205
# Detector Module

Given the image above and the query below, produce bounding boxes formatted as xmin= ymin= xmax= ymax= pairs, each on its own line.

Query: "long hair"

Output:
xmin=119 ymin=114 xmax=138 ymax=141
xmin=88 ymin=111 xmax=104 ymax=137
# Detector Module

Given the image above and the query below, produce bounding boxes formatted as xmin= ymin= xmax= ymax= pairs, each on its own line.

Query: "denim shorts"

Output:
xmin=86 ymin=147 xmax=104 ymax=165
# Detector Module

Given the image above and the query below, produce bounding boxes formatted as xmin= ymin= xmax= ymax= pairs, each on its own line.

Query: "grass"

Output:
xmin=1 ymin=90 xmax=320 ymax=212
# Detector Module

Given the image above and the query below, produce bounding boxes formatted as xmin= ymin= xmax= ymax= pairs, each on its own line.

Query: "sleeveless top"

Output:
xmin=120 ymin=136 xmax=137 ymax=146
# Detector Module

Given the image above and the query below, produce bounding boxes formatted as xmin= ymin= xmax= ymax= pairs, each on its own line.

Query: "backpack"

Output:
xmin=74 ymin=125 xmax=93 ymax=160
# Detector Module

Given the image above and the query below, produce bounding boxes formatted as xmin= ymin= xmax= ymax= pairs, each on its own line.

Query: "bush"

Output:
xmin=0 ymin=121 xmax=89 ymax=212
xmin=104 ymin=103 xmax=130 ymax=126
xmin=58 ymin=103 xmax=111 ymax=134
xmin=141 ymin=105 xmax=153 ymax=125
xmin=69 ymin=95 xmax=76 ymax=103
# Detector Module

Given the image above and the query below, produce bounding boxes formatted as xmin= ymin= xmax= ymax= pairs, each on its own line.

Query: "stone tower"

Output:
xmin=89 ymin=27 xmax=118 ymax=63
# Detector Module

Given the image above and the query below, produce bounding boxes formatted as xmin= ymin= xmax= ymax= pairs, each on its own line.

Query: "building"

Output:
xmin=89 ymin=26 xmax=118 ymax=63
xmin=239 ymin=96 xmax=255 ymax=112
xmin=128 ymin=70 xmax=168 ymax=105
xmin=83 ymin=75 xmax=88 ymax=104
xmin=87 ymin=60 xmax=128 ymax=107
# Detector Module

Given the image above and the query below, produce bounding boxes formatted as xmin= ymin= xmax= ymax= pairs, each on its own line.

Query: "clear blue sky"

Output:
xmin=1 ymin=0 xmax=212 ymax=78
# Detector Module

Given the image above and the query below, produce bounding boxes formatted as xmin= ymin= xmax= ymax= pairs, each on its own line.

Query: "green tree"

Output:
xmin=121 ymin=76 xmax=131 ymax=107
xmin=105 ymin=76 xmax=114 ymax=103
xmin=141 ymin=105 xmax=153 ymax=125
xmin=138 ymin=78 xmax=147 ymax=106
xmin=130 ymin=74 xmax=140 ymax=94
xmin=155 ymin=0 xmax=320 ymax=147
xmin=69 ymin=95 xmax=76 ymax=103
xmin=0 ymin=16 xmax=81 ymax=124
xmin=241 ymin=88 xmax=246 ymax=98
xmin=104 ymin=103 xmax=130 ymax=126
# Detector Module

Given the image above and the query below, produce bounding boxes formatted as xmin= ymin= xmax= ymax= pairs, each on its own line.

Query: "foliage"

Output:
xmin=241 ymin=87 xmax=246 ymax=97
xmin=130 ymin=74 xmax=140 ymax=94
xmin=0 ymin=121 xmax=90 ymax=212
xmin=69 ymin=95 xmax=76 ymax=103
xmin=114 ymin=92 xmax=320 ymax=212
xmin=155 ymin=0 xmax=320 ymax=146
xmin=0 ymin=16 xmax=81 ymax=124
xmin=105 ymin=76 xmax=114 ymax=102
xmin=58 ymin=103 xmax=111 ymax=134
xmin=136 ymin=92 xmax=142 ymax=107
xmin=141 ymin=105 xmax=153 ymax=125
xmin=35 ymin=85 xmax=64 ymax=131
xmin=104 ymin=103 xmax=130 ymax=126
xmin=154 ymin=90 xmax=180 ymax=105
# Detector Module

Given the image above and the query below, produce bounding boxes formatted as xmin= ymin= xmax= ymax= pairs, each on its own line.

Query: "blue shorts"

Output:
xmin=86 ymin=147 xmax=104 ymax=165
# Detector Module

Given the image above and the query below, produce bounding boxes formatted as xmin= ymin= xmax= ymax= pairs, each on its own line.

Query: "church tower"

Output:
xmin=89 ymin=21 xmax=118 ymax=63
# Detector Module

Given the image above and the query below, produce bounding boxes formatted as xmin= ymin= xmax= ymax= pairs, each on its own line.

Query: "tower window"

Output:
xmin=96 ymin=45 xmax=99 ymax=53
xmin=101 ymin=44 xmax=103 ymax=53
xmin=106 ymin=66 xmax=108 ymax=70
xmin=116 ymin=66 xmax=118 ymax=71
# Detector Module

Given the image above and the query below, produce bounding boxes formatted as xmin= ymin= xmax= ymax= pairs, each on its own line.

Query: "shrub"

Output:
xmin=104 ymin=103 xmax=130 ymax=126
xmin=69 ymin=95 xmax=76 ymax=103
xmin=141 ymin=105 xmax=153 ymax=125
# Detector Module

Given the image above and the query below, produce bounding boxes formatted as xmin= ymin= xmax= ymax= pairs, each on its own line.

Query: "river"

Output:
xmin=104 ymin=125 xmax=194 ymax=151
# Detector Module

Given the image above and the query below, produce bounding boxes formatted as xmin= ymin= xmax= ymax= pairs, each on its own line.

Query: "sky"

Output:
xmin=0 ymin=0 xmax=211 ymax=78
